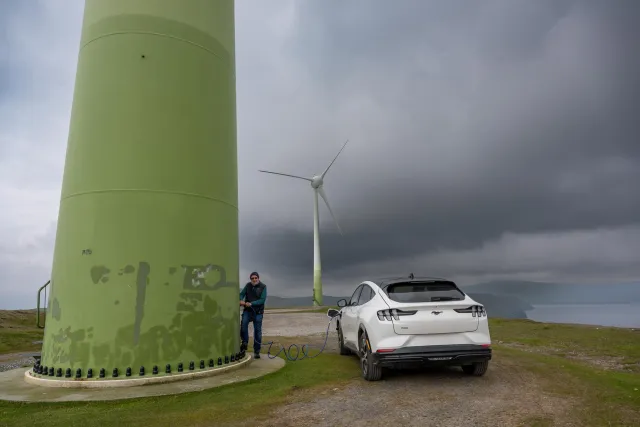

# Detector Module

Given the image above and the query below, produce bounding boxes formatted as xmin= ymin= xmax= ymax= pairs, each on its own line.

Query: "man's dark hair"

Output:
xmin=250 ymin=272 xmax=259 ymax=279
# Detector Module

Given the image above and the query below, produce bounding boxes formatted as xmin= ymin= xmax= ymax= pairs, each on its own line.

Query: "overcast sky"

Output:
xmin=2 ymin=0 xmax=640 ymax=309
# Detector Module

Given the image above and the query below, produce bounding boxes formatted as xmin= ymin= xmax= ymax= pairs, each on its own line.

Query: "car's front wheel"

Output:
xmin=359 ymin=330 xmax=382 ymax=381
xmin=462 ymin=360 xmax=489 ymax=376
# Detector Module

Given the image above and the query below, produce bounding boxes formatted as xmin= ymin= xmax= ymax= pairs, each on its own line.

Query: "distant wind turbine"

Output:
xmin=259 ymin=140 xmax=349 ymax=306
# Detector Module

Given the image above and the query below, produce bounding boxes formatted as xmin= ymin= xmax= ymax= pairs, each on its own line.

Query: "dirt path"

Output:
xmin=250 ymin=312 xmax=336 ymax=337
xmin=0 ymin=352 xmax=38 ymax=372
xmin=241 ymin=312 xmax=578 ymax=427
xmin=249 ymin=354 xmax=576 ymax=427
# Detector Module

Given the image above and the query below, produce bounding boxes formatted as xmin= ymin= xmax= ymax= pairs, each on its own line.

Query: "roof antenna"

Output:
xmin=409 ymin=273 xmax=414 ymax=279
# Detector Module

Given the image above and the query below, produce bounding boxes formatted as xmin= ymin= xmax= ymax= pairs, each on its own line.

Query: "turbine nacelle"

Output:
xmin=311 ymin=175 xmax=323 ymax=189
xmin=258 ymin=140 xmax=349 ymax=234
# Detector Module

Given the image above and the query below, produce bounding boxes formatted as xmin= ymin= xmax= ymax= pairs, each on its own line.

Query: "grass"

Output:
xmin=520 ymin=416 xmax=555 ymax=427
xmin=1 ymin=310 xmax=639 ymax=426
xmin=0 ymin=310 xmax=43 ymax=355
xmin=488 ymin=318 xmax=640 ymax=426
xmin=497 ymin=346 xmax=640 ymax=426
xmin=489 ymin=317 xmax=640 ymax=371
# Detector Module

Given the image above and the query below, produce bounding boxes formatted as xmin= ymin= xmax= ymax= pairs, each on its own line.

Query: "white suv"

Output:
xmin=335 ymin=275 xmax=492 ymax=381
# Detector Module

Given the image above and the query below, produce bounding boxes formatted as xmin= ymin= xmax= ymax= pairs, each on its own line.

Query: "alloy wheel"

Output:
xmin=360 ymin=334 xmax=369 ymax=376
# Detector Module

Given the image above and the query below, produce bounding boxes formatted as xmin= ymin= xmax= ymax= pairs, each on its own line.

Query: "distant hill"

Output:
xmin=266 ymin=292 xmax=532 ymax=319
xmin=462 ymin=280 xmax=640 ymax=305
xmin=463 ymin=292 xmax=532 ymax=319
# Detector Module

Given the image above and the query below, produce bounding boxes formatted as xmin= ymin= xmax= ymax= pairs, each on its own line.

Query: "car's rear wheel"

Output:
xmin=359 ymin=330 xmax=382 ymax=381
xmin=462 ymin=360 xmax=489 ymax=376
xmin=337 ymin=323 xmax=351 ymax=355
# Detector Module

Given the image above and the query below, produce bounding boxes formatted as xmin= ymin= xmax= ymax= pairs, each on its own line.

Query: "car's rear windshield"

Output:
xmin=385 ymin=281 xmax=465 ymax=302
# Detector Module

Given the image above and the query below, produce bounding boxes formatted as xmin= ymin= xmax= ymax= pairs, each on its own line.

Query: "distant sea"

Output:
xmin=525 ymin=303 xmax=640 ymax=329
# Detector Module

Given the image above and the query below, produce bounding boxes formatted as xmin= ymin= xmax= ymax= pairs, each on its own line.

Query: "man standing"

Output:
xmin=239 ymin=272 xmax=267 ymax=359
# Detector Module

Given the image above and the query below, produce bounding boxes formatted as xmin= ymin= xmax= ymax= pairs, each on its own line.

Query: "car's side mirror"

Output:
xmin=337 ymin=299 xmax=347 ymax=307
xmin=327 ymin=308 xmax=340 ymax=318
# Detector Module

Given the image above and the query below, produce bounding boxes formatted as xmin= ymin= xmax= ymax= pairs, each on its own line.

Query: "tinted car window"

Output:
xmin=357 ymin=285 xmax=374 ymax=305
xmin=386 ymin=281 xmax=464 ymax=302
xmin=349 ymin=285 xmax=363 ymax=305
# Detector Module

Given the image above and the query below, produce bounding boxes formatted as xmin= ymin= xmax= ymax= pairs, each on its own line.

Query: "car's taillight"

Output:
xmin=453 ymin=305 xmax=486 ymax=317
xmin=376 ymin=309 xmax=417 ymax=321
xmin=376 ymin=348 xmax=396 ymax=353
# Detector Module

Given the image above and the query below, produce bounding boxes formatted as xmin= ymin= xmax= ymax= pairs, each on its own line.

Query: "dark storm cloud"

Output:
xmin=240 ymin=0 xmax=640 ymax=285
xmin=3 ymin=0 xmax=639 ymax=308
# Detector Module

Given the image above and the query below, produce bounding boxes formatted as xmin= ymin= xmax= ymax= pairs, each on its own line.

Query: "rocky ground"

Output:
xmin=0 ymin=352 xmax=37 ymax=372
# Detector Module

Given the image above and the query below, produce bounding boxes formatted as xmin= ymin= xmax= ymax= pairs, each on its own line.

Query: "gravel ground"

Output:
xmin=250 ymin=312 xmax=337 ymax=337
xmin=240 ymin=312 xmax=579 ymax=427
xmin=0 ymin=353 xmax=37 ymax=372
xmin=256 ymin=355 xmax=577 ymax=427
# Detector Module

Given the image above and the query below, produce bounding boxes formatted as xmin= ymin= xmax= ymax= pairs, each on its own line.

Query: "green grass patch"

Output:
xmin=489 ymin=318 xmax=640 ymax=370
xmin=497 ymin=345 xmax=640 ymax=426
xmin=0 ymin=330 xmax=43 ymax=355
xmin=0 ymin=310 xmax=44 ymax=355
xmin=520 ymin=416 xmax=554 ymax=427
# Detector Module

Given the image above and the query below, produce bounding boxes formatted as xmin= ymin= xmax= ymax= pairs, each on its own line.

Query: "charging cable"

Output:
xmin=241 ymin=305 xmax=338 ymax=361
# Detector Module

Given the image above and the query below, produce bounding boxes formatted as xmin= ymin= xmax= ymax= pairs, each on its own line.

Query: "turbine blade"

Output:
xmin=318 ymin=187 xmax=343 ymax=235
xmin=258 ymin=170 xmax=312 ymax=181
xmin=321 ymin=139 xmax=349 ymax=179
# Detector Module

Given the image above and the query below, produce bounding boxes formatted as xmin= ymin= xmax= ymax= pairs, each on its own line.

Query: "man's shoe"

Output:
xmin=254 ymin=353 xmax=261 ymax=359
xmin=240 ymin=342 xmax=248 ymax=352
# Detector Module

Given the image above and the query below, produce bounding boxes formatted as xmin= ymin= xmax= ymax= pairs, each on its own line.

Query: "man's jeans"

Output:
xmin=240 ymin=309 xmax=263 ymax=354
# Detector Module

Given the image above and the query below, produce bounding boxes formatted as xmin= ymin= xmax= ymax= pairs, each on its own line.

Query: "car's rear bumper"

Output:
xmin=371 ymin=344 xmax=492 ymax=368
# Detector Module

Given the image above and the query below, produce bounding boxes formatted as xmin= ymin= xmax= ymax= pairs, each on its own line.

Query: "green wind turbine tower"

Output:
xmin=34 ymin=0 xmax=242 ymax=381
xmin=259 ymin=140 xmax=348 ymax=306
